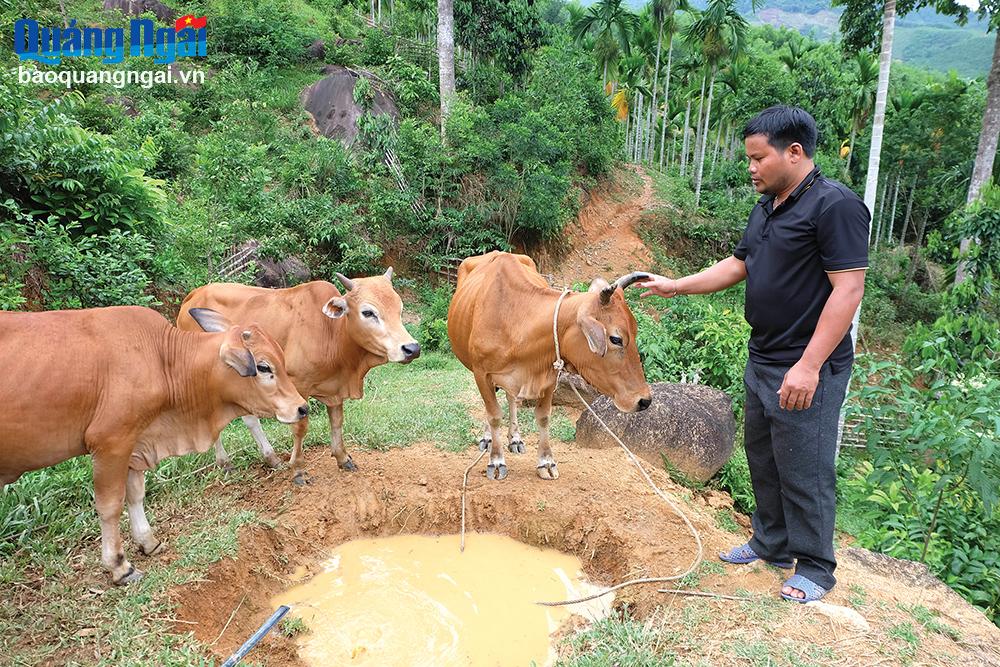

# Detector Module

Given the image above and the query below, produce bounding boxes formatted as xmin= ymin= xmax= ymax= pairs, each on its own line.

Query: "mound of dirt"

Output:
xmin=169 ymin=443 xmax=1000 ymax=666
xmin=538 ymin=165 xmax=657 ymax=287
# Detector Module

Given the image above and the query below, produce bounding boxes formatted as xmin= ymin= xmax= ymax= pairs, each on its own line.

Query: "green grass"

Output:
xmin=714 ymin=509 xmax=742 ymax=534
xmin=557 ymin=611 xmax=677 ymax=667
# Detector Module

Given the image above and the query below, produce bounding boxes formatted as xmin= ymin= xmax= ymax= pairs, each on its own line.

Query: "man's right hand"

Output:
xmin=636 ymin=274 xmax=681 ymax=299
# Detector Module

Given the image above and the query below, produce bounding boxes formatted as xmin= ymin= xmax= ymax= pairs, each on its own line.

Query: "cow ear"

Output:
xmin=219 ymin=330 xmax=257 ymax=377
xmin=189 ymin=308 xmax=232 ymax=333
xmin=579 ymin=315 xmax=608 ymax=357
xmin=587 ymin=278 xmax=610 ymax=293
xmin=322 ymin=296 xmax=349 ymax=319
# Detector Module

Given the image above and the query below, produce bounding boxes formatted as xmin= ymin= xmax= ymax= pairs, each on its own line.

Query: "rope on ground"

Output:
xmin=460 ymin=447 xmax=487 ymax=553
xmin=657 ymin=589 xmax=753 ymax=601
xmin=538 ymin=287 xmax=704 ymax=607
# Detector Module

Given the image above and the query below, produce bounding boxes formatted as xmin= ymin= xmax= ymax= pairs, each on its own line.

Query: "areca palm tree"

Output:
xmin=572 ymin=0 xmax=640 ymax=90
xmin=683 ymin=0 xmax=758 ymax=206
xmin=844 ymin=52 xmax=879 ymax=177
xmin=654 ymin=0 xmax=691 ymax=168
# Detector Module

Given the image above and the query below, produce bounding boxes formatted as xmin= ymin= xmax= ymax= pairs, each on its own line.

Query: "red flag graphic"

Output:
xmin=175 ymin=14 xmax=208 ymax=31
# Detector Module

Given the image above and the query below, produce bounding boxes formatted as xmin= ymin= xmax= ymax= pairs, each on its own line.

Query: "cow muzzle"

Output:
xmin=400 ymin=342 xmax=421 ymax=363
xmin=277 ymin=403 xmax=309 ymax=424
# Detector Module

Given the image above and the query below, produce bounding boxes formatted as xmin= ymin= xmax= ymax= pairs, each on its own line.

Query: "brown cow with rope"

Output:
xmin=447 ymin=251 xmax=652 ymax=481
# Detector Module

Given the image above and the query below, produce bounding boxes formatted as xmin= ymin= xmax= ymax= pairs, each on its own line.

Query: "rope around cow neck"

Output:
xmin=537 ymin=289 xmax=705 ymax=607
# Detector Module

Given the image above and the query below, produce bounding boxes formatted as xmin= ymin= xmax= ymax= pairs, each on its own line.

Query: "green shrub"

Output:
xmin=0 ymin=83 xmax=166 ymax=236
xmin=415 ymin=283 xmax=455 ymax=352
xmin=361 ymin=27 xmax=395 ymax=67
xmin=842 ymin=357 xmax=1000 ymax=622
xmin=202 ymin=0 xmax=321 ymax=67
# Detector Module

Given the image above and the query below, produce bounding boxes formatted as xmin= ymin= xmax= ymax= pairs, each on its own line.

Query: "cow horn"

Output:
xmin=335 ymin=272 xmax=355 ymax=292
xmin=384 ymin=266 xmax=394 ymax=282
xmin=599 ymin=272 xmax=652 ymax=305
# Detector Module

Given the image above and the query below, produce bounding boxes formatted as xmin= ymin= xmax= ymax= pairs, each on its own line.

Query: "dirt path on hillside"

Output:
xmin=171 ymin=443 xmax=1000 ymax=667
xmin=539 ymin=165 xmax=658 ymax=287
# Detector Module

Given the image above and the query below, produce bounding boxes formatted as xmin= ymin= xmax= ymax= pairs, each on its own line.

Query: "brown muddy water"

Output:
xmin=271 ymin=532 xmax=612 ymax=666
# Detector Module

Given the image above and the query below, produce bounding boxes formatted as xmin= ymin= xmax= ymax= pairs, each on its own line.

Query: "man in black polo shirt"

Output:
xmin=637 ymin=105 xmax=868 ymax=602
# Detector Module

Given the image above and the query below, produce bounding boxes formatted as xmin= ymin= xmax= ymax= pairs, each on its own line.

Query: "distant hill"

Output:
xmin=586 ymin=0 xmax=993 ymax=78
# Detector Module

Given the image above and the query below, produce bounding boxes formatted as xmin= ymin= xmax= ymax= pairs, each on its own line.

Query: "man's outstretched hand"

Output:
xmin=636 ymin=274 xmax=680 ymax=299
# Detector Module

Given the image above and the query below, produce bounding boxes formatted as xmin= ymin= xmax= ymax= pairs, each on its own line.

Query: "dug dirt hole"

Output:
xmin=171 ymin=445 xmax=721 ymax=666
xmin=272 ymin=533 xmax=612 ymax=666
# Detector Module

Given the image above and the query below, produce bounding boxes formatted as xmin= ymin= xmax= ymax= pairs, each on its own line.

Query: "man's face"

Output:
xmin=745 ymin=134 xmax=793 ymax=196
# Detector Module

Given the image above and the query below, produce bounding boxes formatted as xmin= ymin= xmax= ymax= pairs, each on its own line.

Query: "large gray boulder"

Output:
xmin=575 ymin=382 xmax=736 ymax=483
xmin=302 ymin=66 xmax=399 ymax=147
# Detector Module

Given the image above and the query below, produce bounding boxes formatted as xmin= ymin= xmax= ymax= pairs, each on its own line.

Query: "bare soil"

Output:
xmin=537 ymin=165 xmax=656 ymax=287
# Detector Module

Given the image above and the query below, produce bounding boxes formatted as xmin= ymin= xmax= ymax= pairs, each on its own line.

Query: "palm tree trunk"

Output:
xmin=873 ymin=173 xmax=887 ymax=247
xmin=710 ymin=122 xmax=723 ymax=177
xmin=648 ymin=20 xmax=664 ymax=164
xmin=846 ymin=124 xmax=856 ymax=177
xmin=658 ymin=33 xmax=675 ymax=169
xmin=680 ymin=97 xmax=691 ymax=176
xmin=694 ymin=67 xmax=716 ymax=208
xmin=956 ymin=29 xmax=1000 ymax=284
xmin=437 ymin=0 xmax=456 ymax=139
xmin=846 ymin=0 xmax=895 ymax=359
xmin=625 ymin=98 xmax=632 ymax=159
xmin=692 ymin=73 xmax=707 ymax=181
xmin=887 ymin=170 xmax=901 ymax=244
xmin=603 ymin=60 xmax=608 ymax=92
xmin=900 ymin=176 xmax=916 ymax=246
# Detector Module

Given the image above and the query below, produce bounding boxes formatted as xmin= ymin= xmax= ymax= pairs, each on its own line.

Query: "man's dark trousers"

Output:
xmin=743 ymin=359 xmax=851 ymax=590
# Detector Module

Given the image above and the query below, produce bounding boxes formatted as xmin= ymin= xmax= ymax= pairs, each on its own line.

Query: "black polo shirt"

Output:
xmin=733 ymin=167 xmax=869 ymax=373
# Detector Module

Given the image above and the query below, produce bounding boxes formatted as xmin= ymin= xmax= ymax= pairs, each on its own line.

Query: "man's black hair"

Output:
xmin=743 ymin=105 xmax=817 ymax=158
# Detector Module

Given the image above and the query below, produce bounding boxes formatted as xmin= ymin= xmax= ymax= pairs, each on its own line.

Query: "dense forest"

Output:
xmin=1 ymin=0 xmax=999 ymax=652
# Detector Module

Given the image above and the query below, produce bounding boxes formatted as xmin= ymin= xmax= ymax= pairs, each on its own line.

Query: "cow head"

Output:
xmin=188 ymin=308 xmax=309 ymax=424
xmin=567 ymin=273 xmax=652 ymax=413
xmin=322 ymin=267 xmax=421 ymax=364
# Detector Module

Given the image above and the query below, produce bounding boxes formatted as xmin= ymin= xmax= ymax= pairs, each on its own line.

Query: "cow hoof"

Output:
xmin=536 ymin=463 xmax=559 ymax=480
xmin=478 ymin=438 xmax=491 ymax=452
xmin=339 ymin=457 xmax=358 ymax=472
xmin=114 ymin=565 xmax=143 ymax=586
xmin=486 ymin=463 xmax=508 ymax=481
xmin=217 ymin=460 xmax=235 ymax=474
xmin=263 ymin=455 xmax=285 ymax=470
xmin=508 ymin=439 xmax=525 ymax=454
xmin=141 ymin=540 xmax=165 ymax=557
xmin=293 ymin=471 xmax=313 ymax=486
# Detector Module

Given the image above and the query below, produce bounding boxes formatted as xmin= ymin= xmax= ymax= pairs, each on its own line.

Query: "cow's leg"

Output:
xmin=289 ymin=416 xmax=311 ymax=485
xmin=478 ymin=421 xmax=492 ymax=451
xmin=326 ymin=401 xmax=357 ymax=471
xmin=92 ymin=450 xmax=142 ymax=584
xmin=241 ymin=415 xmax=284 ymax=469
xmin=535 ymin=390 xmax=559 ymax=480
xmin=474 ymin=374 xmax=506 ymax=480
xmin=214 ymin=435 xmax=233 ymax=472
xmin=126 ymin=468 xmax=164 ymax=556
xmin=505 ymin=391 xmax=525 ymax=454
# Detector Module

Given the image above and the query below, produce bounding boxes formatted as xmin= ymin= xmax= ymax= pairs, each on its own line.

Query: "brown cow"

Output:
xmin=0 ymin=307 xmax=307 ymax=584
xmin=176 ymin=269 xmax=420 ymax=484
xmin=448 ymin=251 xmax=652 ymax=481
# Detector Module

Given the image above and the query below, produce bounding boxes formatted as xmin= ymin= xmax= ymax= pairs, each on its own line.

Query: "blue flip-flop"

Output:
xmin=718 ymin=542 xmax=794 ymax=569
xmin=780 ymin=574 xmax=828 ymax=603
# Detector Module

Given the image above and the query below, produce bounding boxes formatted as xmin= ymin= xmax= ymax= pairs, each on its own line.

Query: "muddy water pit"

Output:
xmin=272 ymin=534 xmax=611 ymax=666
xmin=172 ymin=443 xmax=736 ymax=666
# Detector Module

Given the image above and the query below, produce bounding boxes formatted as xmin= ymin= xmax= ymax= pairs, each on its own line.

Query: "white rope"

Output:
xmin=460 ymin=447 xmax=487 ymax=553
xmin=538 ymin=289 xmax=704 ymax=607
